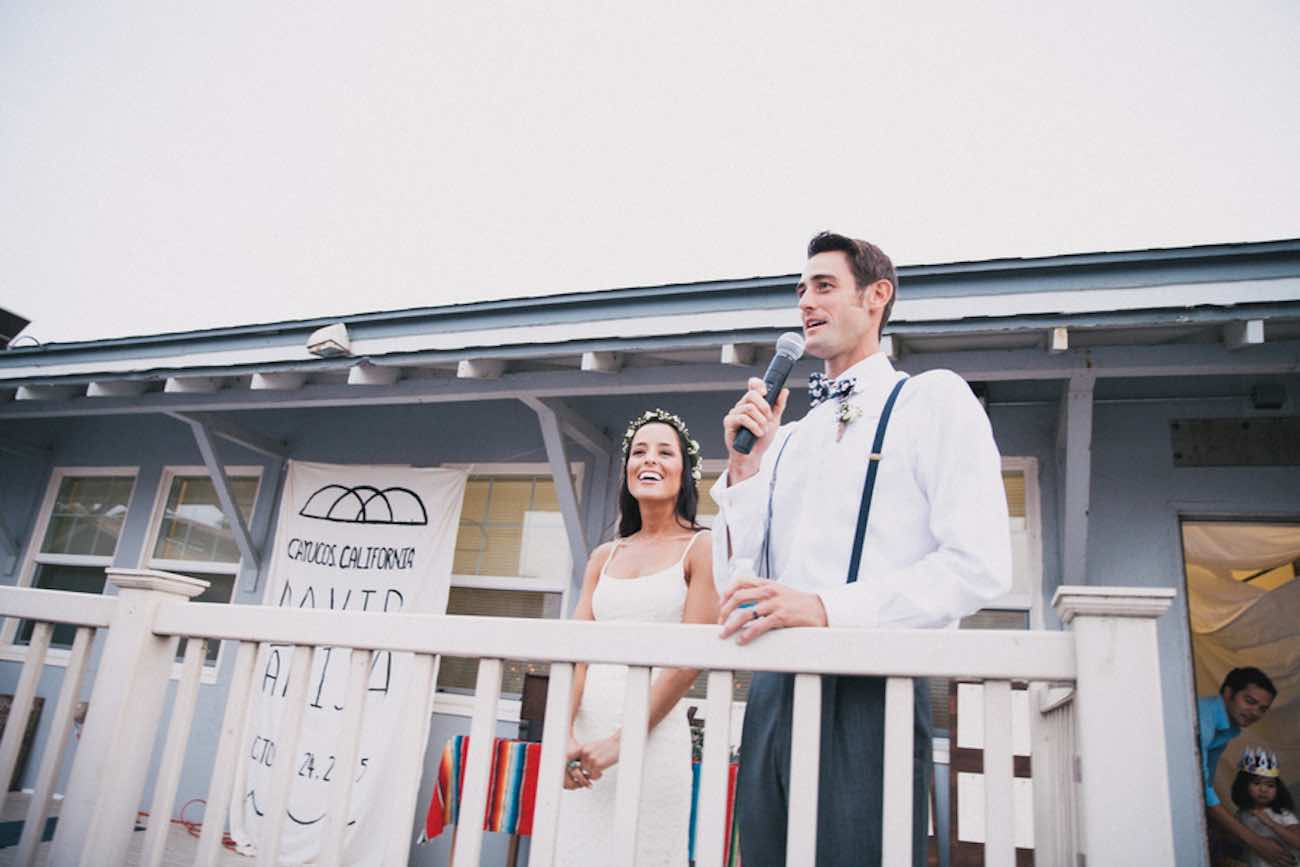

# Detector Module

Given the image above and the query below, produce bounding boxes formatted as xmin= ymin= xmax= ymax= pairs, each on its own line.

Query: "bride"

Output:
xmin=555 ymin=409 xmax=719 ymax=866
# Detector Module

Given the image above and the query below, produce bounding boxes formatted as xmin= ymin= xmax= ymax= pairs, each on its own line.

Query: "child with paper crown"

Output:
xmin=1231 ymin=747 xmax=1300 ymax=867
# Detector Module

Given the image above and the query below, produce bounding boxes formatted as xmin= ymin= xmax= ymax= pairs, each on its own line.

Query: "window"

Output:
xmin=999 ymin=459 xmax=1043 ymax=617
xmin=10 ymin=469 xmax=137 ymax=648
xmin=142 ymin=468 xmax=261 ymax=665
xmin=927 ymin=457 xmax=1042 ymax=734
xmin=439 ymin=467 xmax=578 ymax=696
xmin=686 ymin=464 xmax=750 ymax=701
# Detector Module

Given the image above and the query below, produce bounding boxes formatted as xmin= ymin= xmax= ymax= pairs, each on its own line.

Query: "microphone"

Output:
xmin=732 ymin=331 xmax=805 ymax=455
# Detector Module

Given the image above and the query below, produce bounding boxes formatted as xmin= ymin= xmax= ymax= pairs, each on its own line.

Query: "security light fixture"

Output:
xmin=306 ymin=322 xmax=351 ymax=358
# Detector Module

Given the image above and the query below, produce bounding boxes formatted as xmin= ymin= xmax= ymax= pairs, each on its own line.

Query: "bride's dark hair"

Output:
xmin=617 ymin=411 xmax=703 ymax=538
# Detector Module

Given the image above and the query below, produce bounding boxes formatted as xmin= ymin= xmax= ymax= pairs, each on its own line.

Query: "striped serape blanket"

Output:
xmin=689 ymin=760 xmax=742 ymax=866
xmin=420 ymin=736 xmax=541 ymax=841
xmin=420 ymin=735 xmax=742 ymax=866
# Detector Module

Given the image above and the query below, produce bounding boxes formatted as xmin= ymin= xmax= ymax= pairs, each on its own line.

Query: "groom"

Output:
xmin=712 ymin=231 xmax=1012 ymax=866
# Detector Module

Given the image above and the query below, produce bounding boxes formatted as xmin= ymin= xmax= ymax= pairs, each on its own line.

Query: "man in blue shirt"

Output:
xmin=1199 ymin=667 xmax=1291 ymax=865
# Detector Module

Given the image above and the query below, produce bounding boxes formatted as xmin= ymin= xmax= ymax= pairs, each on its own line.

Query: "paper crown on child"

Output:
xmin=1238 ymin=746 xmax=1281 ymax=779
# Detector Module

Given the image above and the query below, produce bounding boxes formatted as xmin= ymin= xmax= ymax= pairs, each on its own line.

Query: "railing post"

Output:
xmin=49 ymin=568 xmax=207 ymax=867
xmin=1052 ymin=585 xmax=1174 ymax=866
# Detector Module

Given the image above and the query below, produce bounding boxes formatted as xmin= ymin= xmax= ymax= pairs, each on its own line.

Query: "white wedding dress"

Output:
xmin=554 ymin=533 xmax=701 ymax=866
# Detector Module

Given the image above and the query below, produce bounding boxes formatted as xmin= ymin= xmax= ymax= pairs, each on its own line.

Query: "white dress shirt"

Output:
xmin=710 ymin=351 xmax=1012 ymax=629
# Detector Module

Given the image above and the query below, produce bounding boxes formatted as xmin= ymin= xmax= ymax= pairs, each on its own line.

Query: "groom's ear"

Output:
xmin=862 ymin=278 xmax=894 ymax=312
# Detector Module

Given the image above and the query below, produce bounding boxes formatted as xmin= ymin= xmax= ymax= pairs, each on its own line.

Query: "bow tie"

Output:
xmin=808 ymin=373 xmax=856 ymax=408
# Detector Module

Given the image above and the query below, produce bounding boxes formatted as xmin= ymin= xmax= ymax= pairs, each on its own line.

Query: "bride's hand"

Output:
xmin=579 ymin=732 xmax=621 ymax=781
xmin=564 ymin=734 xmax=591 ymax=789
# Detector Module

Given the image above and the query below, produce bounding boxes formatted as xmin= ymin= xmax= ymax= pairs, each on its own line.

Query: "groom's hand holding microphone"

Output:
xmin=719 ymin=332 xmax=828 ymax=642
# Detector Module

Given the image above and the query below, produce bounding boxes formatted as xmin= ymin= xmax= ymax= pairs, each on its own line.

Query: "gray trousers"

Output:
xmin=736 ymin=673 xmax=932 ymax=867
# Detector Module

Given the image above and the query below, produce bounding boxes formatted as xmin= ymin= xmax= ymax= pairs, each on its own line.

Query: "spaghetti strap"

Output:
xmin=675 ymin=529 xmax=707 ymax=565
xmin=599 ymin=537 xmax=628 ymax=577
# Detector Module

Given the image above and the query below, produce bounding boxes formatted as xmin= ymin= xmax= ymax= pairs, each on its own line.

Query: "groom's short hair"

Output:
xmin=807 ymin=231 xmax=897 ymax=337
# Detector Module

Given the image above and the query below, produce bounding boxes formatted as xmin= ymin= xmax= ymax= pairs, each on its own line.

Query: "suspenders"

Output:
xmin=758 ymin=376 xmax=908 ymax=583
xmin=846 ymin=377 xmax=907 ymax=584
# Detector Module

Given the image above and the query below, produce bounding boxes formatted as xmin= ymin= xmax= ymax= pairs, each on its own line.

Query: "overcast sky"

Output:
xmin=2 ymin=2 xmax=1298 ymax=344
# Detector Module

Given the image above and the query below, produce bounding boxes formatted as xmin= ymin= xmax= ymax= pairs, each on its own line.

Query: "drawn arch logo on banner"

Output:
xmin=299 ymin=484 xmax=430 ymax=526
xmin=230 ymin=460 xmax=466 ymax=866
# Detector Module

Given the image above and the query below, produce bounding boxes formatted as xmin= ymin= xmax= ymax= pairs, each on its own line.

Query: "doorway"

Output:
xmin=1181 ymin=519 xmax=1300 ymax=863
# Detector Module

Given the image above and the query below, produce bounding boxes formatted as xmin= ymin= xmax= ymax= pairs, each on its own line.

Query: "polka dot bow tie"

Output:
xmin=808 ymin=373 xmax=856 ymax=408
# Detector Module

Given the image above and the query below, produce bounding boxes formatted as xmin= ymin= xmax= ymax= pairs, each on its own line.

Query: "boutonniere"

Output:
xmin=834 ymin=400 xmax=862 ymax=442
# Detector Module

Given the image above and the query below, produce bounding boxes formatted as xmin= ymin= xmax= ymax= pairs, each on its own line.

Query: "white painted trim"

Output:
xmin=5 ymin=277 xmax=1296 ymax=383
xmin=149 ymin=558 xmax=243 ymax=577
xmin=164 ymin=376 xmax=223 ymax=394
xmin=138 ymin=464 xmax=263 ymax=678
xmin=26 ymin=553 xmax=115 ymax=569
xmin=1 ymin=466 xmax=139 ymax=647
xmin=15 ymin=385 xmax=84 ymax=400
xmin=720 ymin=343 xmax=757 ymax=366
xmin=250 ymin=372 xmax=305 ymax=390
xmin=443 ymin=461 xmax=585 ymax=480
xmin=1002 ymin=456 xmax=1045 ymax=629
xmin=432 ymin=690 xmax=523 ymax=723
xmin=1052 ymin=586 xmax=1175 ymax=621
xmin=450 ymin=573 xmax=568 ymax=593
xmin=87 ymin=381 xmax=148 ymax=398
xmin=580 ymin=351 xmax=622 ymax=374
xmin=346 ymin=362 xmax=401 ymax=386
xmin=153 ymin=607 xmax=1080 ymax=680
xmin=1049 ymin=327 xmax=1069 ymax=353
xmin=1224 ymin=319 xmax=1265 ymax=350
xmin=457 ymin=358 xmax=506 ymax=379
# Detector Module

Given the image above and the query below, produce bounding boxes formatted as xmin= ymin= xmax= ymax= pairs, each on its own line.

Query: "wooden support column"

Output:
xmin=180 ymin=416 xmax=263 ymax=573
xmin=166 ymin=411 xmax=287 ymax=460
xmin=520 ymin=397 xmax=617 ymax=582
xmin=1056 ymin=375 xmax=1094 ymax=586
xmin=0 ymin=511 xmax=20 ymax=577
xmin=245 ymin=455 xmax=286 ymax=594
xmin=528 ymin=401 xmax=590 ymax=595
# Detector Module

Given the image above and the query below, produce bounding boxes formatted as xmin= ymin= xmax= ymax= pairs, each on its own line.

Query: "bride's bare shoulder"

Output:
xmin=587 ymin=539 xmax=620 ymax=567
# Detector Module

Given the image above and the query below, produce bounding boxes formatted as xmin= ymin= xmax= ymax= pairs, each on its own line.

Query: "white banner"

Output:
xmin=230 ymin=460 xmax=466 ymax=865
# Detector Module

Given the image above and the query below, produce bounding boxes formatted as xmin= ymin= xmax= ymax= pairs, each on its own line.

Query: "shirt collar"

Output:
xmin=1211 ymin=695 xmax=1239 ymax=737
xmin=824 ymin=350 xmax=900 ymax=406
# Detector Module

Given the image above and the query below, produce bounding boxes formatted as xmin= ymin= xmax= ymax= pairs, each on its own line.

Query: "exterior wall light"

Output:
xmin=306 ymin=322 xmax=351 ymax=357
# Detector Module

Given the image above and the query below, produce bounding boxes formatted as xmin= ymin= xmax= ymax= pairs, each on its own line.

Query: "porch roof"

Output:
xmin=1 ymin=239 xmax=1298 ymax=416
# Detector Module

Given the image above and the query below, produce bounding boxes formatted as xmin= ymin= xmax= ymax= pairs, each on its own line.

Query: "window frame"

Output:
xmin=444 ymin=461 xmax=584 ymax=596
xmin=992 ymin=456 xmax=1044 ymax=627
xmin=139 ymin=465 xmax=263 ymax=682
xmin=0 ymin=466 xmax=140 ymax=656
xmin=435 ymin=461 xmax=584 ymax=716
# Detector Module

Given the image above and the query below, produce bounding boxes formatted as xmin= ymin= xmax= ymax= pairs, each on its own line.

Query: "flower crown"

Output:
xmin=621 ymin=408 xmax=703 ymax=482
xmin=1239 ymin=746 xmax=1281 ymax=779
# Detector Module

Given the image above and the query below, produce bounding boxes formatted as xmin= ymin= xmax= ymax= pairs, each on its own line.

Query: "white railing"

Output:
xmin=0 ymin=570 xmax=1177 ymax=867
